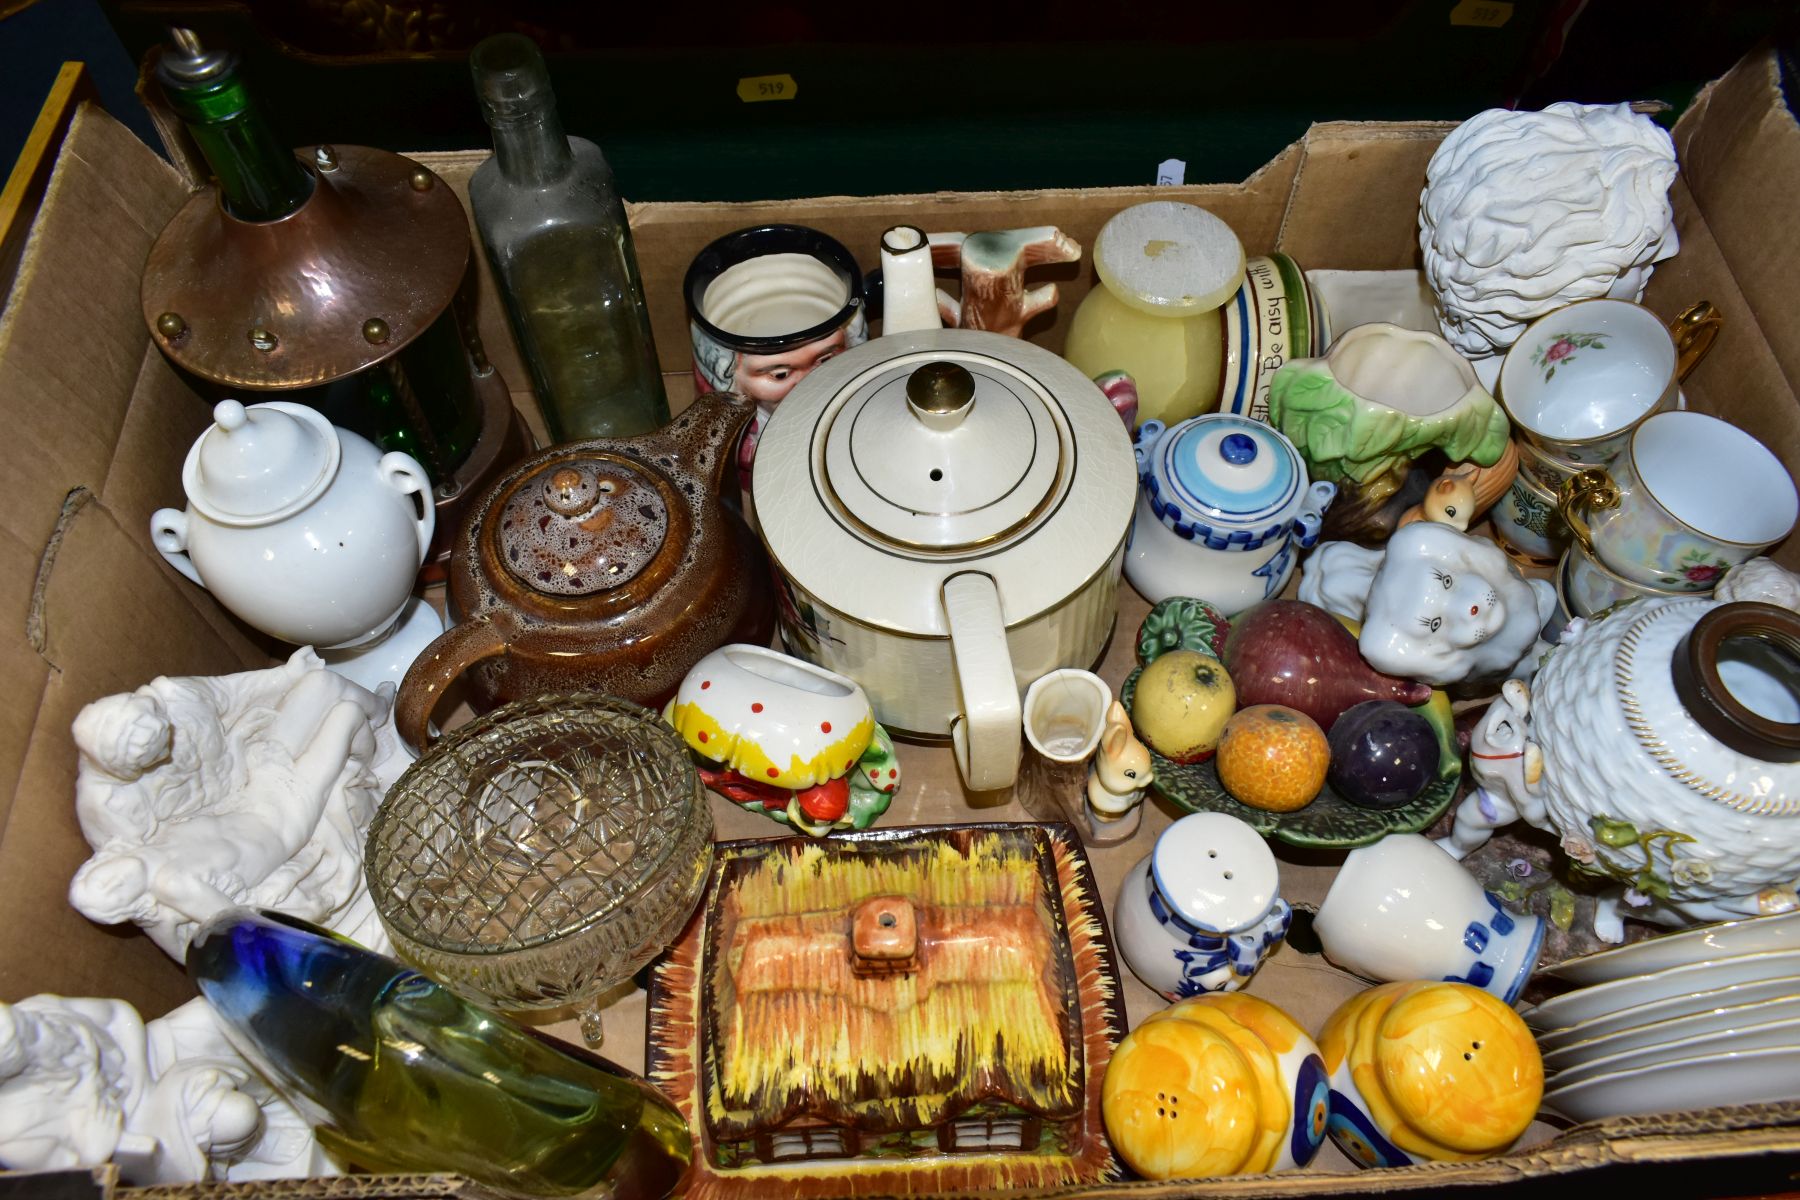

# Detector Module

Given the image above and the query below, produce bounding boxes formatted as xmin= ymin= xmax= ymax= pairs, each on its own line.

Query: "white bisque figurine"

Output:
xmin=1436 ymin=679 xmax=1547 ymax=861
xmin=0 ymin=994 xmax=333 ymax=1183
xmin=67 ymin=648 xmax=405 ymax=958
xmin=1716 ymin=556 xmax=1800 ymax=611
xmin=1298 ymin=521 xmax=1557 ymax=688
xmin=1420 ymin=101 xmax=1678 ymax=361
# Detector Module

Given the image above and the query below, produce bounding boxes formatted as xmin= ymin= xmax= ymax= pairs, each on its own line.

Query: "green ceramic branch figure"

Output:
xmin=1267 ymin=323 xmax=1510 ymax=508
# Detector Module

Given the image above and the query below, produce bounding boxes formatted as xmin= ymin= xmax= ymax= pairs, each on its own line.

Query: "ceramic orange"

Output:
xmin=1103 ymin=993 xmax=1327 ymax=1179
xmin=1216 ymin=705 xmax=1328 ymax=812
xmin=1317 ymin=981 xmax=1542 ymax=1168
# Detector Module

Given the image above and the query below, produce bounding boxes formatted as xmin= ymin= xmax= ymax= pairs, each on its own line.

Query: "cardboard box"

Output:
xmin=4 ymin=45 xmax=1800 ymax=1197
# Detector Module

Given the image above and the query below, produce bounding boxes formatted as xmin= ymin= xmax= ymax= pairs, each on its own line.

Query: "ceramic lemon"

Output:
xmin=1103 ymin=993 xmax=1328 ymax=1179
xmin=1318 ymin=981 xmax=1542 ymax=1168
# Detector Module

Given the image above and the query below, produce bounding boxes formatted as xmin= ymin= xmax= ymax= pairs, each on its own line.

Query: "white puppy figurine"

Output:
xmin=1299 ymin=522 xmax=1557 ymax=688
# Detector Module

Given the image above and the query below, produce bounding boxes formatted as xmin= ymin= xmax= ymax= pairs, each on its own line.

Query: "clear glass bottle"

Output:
xmin=469 ymin=34 xmax=669 ymax=443
xmin=187 ymin=909 xmax=692 ymax=1199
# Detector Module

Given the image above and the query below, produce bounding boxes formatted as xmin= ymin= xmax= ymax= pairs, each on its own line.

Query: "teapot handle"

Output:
xmin=394 ymin=615 xmax=510 ymax=753
xmin=378 ymin=451 xmax=437 ymax=563
xmin=149 ymin=508 xmax=204 ymax=588
xmin=942 ymin=572 xmax=1022 ymax=792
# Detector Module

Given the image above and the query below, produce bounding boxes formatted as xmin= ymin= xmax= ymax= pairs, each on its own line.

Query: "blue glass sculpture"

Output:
xmin=186 ymin=909 xmax=691 ymax=1198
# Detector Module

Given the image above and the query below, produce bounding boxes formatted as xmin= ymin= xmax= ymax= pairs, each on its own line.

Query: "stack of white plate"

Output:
xmin=1525 ymin=911 xmax=1800 ymax=1123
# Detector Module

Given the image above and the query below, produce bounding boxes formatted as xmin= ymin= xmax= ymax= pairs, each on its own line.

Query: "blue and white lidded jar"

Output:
xmin=1125 ymin=413 xmax=1336 ymax=616
xmin=1114 ymin=812 xmax=1292 ymax=1001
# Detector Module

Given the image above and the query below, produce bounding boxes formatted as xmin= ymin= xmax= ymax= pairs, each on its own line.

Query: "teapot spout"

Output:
xmin=646 ymin=390 xmax=760 ymax=496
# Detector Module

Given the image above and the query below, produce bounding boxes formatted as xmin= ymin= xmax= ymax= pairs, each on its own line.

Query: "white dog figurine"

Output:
xmin=1084 ymin=702 xmax=1154 ymax=845
xmin=1299 ymin=522 xmax=1558 ymax=688
xmin=1438 ymin=680 xmax=1547 ymax=861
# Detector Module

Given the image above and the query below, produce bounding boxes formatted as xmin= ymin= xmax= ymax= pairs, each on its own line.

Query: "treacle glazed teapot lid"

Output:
xmin=491 ymin=457 xmax=673 ymax=598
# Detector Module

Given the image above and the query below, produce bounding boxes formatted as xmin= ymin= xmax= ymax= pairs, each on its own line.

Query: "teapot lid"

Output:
xmin=820 ymin=352 xmax=1066 ymax=551
xmin=183 ymin=400 xmax=340 ymax=524
xmin=493 ymin=457 xmax=670 ymax=596
xmin=1140 ymin=414 xmax=1309 ymax=544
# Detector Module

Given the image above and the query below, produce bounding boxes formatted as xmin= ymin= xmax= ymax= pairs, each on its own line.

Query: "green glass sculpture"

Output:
xmin=186 ymin=909 xmax=691 ymax=1198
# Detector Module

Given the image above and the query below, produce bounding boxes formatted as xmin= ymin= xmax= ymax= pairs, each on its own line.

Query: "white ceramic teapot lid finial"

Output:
xmin=185 ymin=399 xmax=341 ymax=525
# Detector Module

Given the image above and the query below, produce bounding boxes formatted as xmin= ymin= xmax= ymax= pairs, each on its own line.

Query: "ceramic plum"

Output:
xmin=1103 ymin=992 xmax=1328 ymax=1179
xmin=1298 ymin=522 xmax=1557 ymax=687
xmin=1318 ymin=981 xmax=1542 ymax=1167
xmin=664 ymin=644 xmax=898 ymax=834
xmin=1327 ymin=701 xmax=1440 ymax=810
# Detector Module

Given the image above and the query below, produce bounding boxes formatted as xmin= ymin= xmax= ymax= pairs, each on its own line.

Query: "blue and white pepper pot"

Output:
xmin=1125 ymin=413 xmax=1336 ymax=616
xmin=1114 ymin=812 xmax=1292 ymax=1000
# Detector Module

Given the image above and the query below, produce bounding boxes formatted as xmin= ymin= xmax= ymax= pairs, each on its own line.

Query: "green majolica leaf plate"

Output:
xmin=1120 ymin=667 xmax=1461 ymax=850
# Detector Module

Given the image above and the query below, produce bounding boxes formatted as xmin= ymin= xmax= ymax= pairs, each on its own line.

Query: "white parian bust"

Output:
xmin=1420 ymin=101 xmax=1679 ymax=359
xmin=1299 ymin=522 xmax=1557 ymax=687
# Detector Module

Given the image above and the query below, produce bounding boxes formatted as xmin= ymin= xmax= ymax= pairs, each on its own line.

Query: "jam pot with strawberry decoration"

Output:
xmin=664 ymin=644 xmax=900 ymax=835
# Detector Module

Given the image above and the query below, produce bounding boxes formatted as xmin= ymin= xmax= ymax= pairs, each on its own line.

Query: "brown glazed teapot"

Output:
xmin=395 ymin=390 xmax=775 ymax=751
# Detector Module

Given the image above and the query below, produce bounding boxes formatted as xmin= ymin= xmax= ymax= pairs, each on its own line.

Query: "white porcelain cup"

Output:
xmin=1559 ymin=410 xmax=1798 ymax=593
xmin=1314 ymin=834 xmax=1545 ymax=1004
xmin=1499 ymin=299 xmax=1718 ymax=468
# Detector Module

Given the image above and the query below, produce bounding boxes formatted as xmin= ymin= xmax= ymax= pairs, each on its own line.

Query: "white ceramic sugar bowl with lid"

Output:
xmin=151 ymin=400 xmax=435 ymax=671
xmin=1125 ymin=413 xmax=1336 ymax=615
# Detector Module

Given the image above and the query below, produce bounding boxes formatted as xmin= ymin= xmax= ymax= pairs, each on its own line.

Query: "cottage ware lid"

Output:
xmin=183 ymin=399 xmax=340 ymax=524
xmin=755 ymin=329 xmax=1137 ymax=636
xmin=1140 ymin=414 xmax=1310 ymax=540
xmin=491 ymin=456 xmax=671 ymax=597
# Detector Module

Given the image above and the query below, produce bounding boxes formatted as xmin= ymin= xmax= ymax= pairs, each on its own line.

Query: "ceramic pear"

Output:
xmin=1221 ymin=600 xmax=1431 ymax=731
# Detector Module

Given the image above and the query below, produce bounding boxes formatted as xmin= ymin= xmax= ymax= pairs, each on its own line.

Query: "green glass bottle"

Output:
xmin=188 ymin=909 xmax=691 ymax=1199
xmin=153 ymin=31 xmax=485 ymax=485
xmin=157 ymin=28 xmax=313 ymax=221
xmin=469 ymin=34 xmax=669 ymax=443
